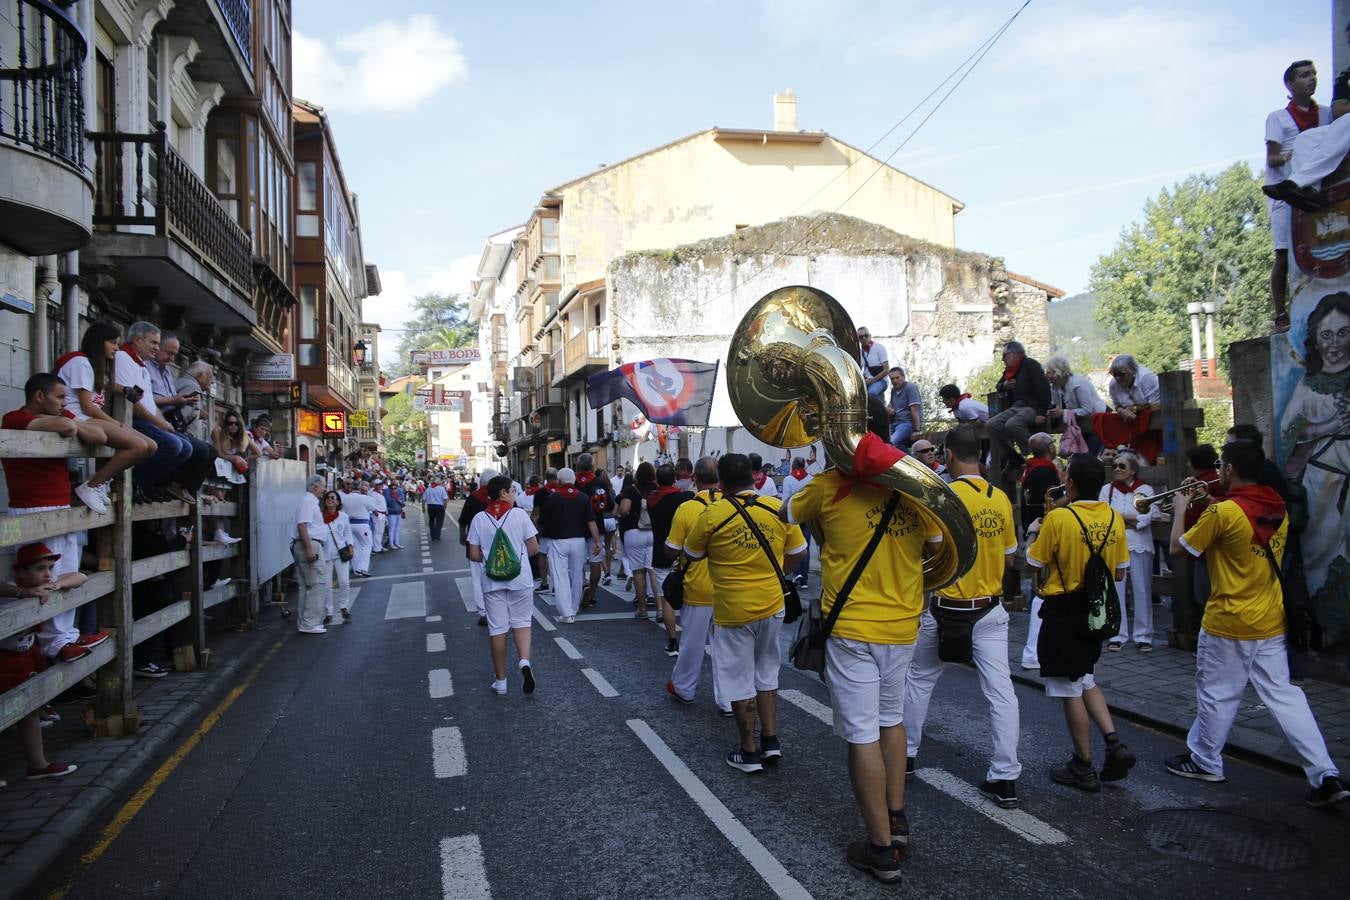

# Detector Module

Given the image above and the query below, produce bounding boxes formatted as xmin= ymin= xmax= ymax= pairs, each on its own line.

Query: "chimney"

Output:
xmin=773 ymin=88 xmax=798 ymax=131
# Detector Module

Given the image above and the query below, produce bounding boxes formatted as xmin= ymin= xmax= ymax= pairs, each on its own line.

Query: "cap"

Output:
xmin=14 ymin=542 xmax=60 ymax=570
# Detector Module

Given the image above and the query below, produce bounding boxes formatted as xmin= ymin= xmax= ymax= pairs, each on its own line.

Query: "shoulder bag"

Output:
xmin=661 ymin=492 xmax=719 ymax=609
xmin=328 ymin=521 xmax=354 ymax=563
xmin=790 ymin=492 xmax=901 ymax=676
xmin=727 ymin=494 xmax=803 ymax=624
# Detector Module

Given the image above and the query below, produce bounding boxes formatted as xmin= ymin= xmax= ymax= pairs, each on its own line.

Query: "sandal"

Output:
xmin=1272 ymin=311 xmax=1291 ymax=332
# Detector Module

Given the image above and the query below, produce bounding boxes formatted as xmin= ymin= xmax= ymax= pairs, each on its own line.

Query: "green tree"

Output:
xmin=391 ymin=292 xmax=474 ymax=376
xmin=1089 ymin=162 xmax=1273 ymax=374
xmin=381 ymin=391 xmax=427 ymax=469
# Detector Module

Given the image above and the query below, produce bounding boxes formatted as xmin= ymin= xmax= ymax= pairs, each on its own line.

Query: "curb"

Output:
xmin=0 ymin=624 xmax=286 ymax=900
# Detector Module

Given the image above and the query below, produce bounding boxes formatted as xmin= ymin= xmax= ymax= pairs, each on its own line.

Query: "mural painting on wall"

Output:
xmin=1281 ymin=192 xmax=1350 ymax=644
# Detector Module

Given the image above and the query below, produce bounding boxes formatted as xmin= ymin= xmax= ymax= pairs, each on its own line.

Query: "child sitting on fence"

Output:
xmin=0 ymin=542 xmax=86 ymax=786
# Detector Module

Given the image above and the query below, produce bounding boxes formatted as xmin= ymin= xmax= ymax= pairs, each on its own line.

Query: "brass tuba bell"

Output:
xmin=725 ymin=285 xmax=976 ymax=590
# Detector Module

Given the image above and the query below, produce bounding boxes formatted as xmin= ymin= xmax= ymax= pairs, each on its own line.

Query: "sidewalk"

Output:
xmin=1004 ymin=601 xmax=1350 ymax=775
xmin=0 ymin=611 xmax=287 ymax=899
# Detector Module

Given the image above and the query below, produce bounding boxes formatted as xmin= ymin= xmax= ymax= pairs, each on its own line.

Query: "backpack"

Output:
xmin=637 ymin=497 xmax=652 ymax=530
xmin=485 ymin=513 xmax=522 ymax=582
xmin=1057 ymin=507 xmax=1120 ymax=640
xmin=587 ymin=480 xmax=615 ymax=517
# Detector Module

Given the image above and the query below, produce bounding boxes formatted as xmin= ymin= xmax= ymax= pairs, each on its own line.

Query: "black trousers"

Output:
xmin=427 ymin=504 xmax=446 ymax=540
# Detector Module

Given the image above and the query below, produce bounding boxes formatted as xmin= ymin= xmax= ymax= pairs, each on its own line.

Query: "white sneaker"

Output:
xmin=75 ymin=481 xmax=109 ymax=514
xmin=213 ymin=530 xmax=242 ymax=545
xmin=299 ymin=626 xmax=327 ymax=634
xmin=490 ymin=679 xmax=508 ymax=695
xmin=210 ymin=578 xmax=231 ymax=590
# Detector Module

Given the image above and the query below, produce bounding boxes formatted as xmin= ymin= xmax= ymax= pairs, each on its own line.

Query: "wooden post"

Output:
xmin=95 ymin=398 xmax=138 ymax=735
xmin=189 ymin=493 xmax=206 ymax=662
xmin=1158 ymin=370 xmax=1199 ymax=649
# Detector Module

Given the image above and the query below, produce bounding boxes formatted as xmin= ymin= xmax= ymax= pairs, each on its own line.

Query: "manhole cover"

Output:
xmin=1135 ymin=808 xmax=1312 ymax=872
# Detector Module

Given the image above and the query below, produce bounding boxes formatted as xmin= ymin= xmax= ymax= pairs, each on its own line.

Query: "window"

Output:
xmin=300 ymin=286 xmax=318 ymax=339
xmin=542 ymin=217 xmax=559 ymax=254
xmin=298 ymin=161 xmax=317 ymax=236
xmin=542 ymin=255 xmax=560 ymax=281
xmin=146 ymin=36 xmax=159 ymax=128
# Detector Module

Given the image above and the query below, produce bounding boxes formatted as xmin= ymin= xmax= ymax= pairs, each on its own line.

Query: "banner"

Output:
xmin=586 ymin=358 xmax=718 ymax=426
xmin=411 ymin=348 xmax=481 ymax=366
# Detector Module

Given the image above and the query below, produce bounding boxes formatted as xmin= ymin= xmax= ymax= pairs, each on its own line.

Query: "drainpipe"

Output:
xmin=34 ymin=255 xmax=58 ymax=371
xmin=62 ymin=252 xmax=80 ymax=353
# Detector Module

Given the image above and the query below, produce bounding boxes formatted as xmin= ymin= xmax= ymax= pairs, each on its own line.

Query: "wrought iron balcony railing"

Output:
xmin=217 ymin=0 xmax=251 ymax=68
xmin=90 ymin=123 xmax=252 ymax=299
xmin=1 ymin=0 xmax=86 ymax=171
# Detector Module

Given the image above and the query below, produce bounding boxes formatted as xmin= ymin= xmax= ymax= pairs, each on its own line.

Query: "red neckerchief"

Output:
xmin=1020 ymin=456 xmax=1057 ymax=486
xmin=1286 ymin=100 xmax=1320 ymax=133
xmin=790 ymin=467 xmax=808 ymax=481
xmin=53 ymin=350 xmax=85 ymax=370
xmin=1000 ymin=357 xmax=1022 ymax=385
xmin=647 ymin=485 xmax=682 ymax=508
xmin=958 ymin=392 xmax=972 ymax=401
xmin=472 ymin=486 xmax=491 ymax=505
xmin=544 ymin=482 xmax=561 ymax=494
xmin=1109 ymin=477 xmax=1146 ymax=498
xmin=524 ymin=485 xmax=541 ymax=496
xmin=553 ymin=484 xmax=581 ymax=499
xmin=575 ymin=471 xmax=596 ymax=489
xmin=1194 ymin=468 xmax=1226 ymax=500
xmin=833 ymin=432 xmax=906 ymax=502
xmin=485 ymin=500 xmax=514 ymax=519
xmin=322 ymin=509 xmax=339 ymax=524
xmin=751 ymin=471 xmax=768 ymax=489
xmin=1224 ymin=485 xmax=1287 ymax=548
xmin=119 ymin=342 xmax=144 ymax=366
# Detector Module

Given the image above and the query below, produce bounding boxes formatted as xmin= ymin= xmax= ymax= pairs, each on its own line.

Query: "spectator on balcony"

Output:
xmin=1 ymin=374 xmax=112 ymax=662
xmin=856 ymin=326 xmax=890 ymax=398
xmin=1106 ymin=355 xmax=1160 ymax=422
xmin=887 ymin=366 xmax=923 ymax=449
xmin=175 ymin=361 xmax=216 ymax=443
xmin=1042 ymin=356 xmax=1108 ymax=453
xmin=938 ymin=384 xmax=990 ymax=425
xmin=53 ymin=322 xmax=156 ymax=513
xmin=250 ymin=415 xmax=283 ymax=460
xmin=114 ymin=322 xmax=214 ymax=505
xmin=987 ymin=341 xmax=1052 ymax=475
xmin=0 ymin=542 xmax=86 ymax=782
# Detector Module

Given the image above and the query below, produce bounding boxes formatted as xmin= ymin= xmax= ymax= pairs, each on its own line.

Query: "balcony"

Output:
xmin=0 ymin=0 xmax=92 ymax=255
xmin=159 ymin=0 xmax=253 ymax=95
xmin=351 ymin=420 xmax=381 ymax=447
xmin=87 ymin=124 xmax=255 ymax=331
xmin=357 ymin=360 xmax=379 ymax=381
xmin=562 ymin=325 xmax=610 ymax=379
xmin=326 ymin=354 xmax=358 ymax=408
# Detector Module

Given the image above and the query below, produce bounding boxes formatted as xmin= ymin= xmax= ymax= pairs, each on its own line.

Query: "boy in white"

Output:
xmin=340 ymin=481 xmax=373 ymax=576
xmin=467 ymin=476 xmax=540 ymax=696
xmin=368 ymin=479 xmax=389 ymax=552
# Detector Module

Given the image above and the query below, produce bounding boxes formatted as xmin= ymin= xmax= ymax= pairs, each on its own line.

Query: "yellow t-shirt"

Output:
xmin=664 ymin=489 xmax=722 ymax=607
xmin=786 ymin=470 xmax=939 ymax=644
xmin=682 ymin=491 xmax=806 ymax=626
xmin=1027 ymin=500 xmax=1128 ymax=595
xmin=1181 ymin=500 xmax=1288 ymax=640
xmin=938 ymin=476 xmax=1017 ymax=601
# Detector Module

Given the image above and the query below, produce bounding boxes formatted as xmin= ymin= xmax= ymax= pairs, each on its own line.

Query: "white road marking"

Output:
xmin=553 ymin=636 xmax=582 ymax=659
xmin=362 ymin=568 xmax=461 ymax=583
xmin=384 ymin=581 xmax=427 ymax=620
xmin=916 ymin=767 xmax=1070 ymax=846
xmin=423 ymin=566 xmax=435 ymax=573
xmin=427 ymin=633 xmax=446 ymax=653
xmin=429 ymin=668 xmax=454 ymax=699
xmin=426 ymin=615 xmax=442 ymax=623
xmin=779 ymin=689 xmax=832 ymax=726
xmin=531 ymin=606 xmax=557 ymax=632
xmin=573 ymin=612 xmax=650 ymax=622
xmin=439 ymin=834 xmax=490 ymax=900
xmin=627 ymin=719 xmax=813 ymax=900
xmin=581 ymin=667 xmax=619 ymax=697
xmin=432 ymin=726 xmax=466 ymax=778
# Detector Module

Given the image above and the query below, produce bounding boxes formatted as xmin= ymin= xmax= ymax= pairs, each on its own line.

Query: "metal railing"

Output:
xmin=326 ymin=353 xmax=357 ymax=406
xmin=0 ymin=0 xmax=86 ymax=170
xmin=217 ymin=0 xmax=252 ymax=67
xmin=90 ymin=122 xmax=252 ymax=298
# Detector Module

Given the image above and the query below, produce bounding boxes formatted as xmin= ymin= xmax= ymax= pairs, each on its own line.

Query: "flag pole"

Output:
xmin=695 ymin=359 xmax=720 ymax=459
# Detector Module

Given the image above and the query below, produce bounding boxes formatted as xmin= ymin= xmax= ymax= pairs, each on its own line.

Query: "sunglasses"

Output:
xmin=915 ymin=447 xmax=936 ymax=454
xmin=1113 ymin=463 xmax=1130 ymax=470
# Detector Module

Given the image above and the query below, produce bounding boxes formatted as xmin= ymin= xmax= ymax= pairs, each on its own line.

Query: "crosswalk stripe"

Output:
xmin=385 ymin=581 xmax=427 ymax=620
xmin=455 ymin=577 xmax=478 ymax=614
xmin=427 ymin=633 xmax=446 ymax=653
xmin=439 ymin=835 xmax=490 ymax=899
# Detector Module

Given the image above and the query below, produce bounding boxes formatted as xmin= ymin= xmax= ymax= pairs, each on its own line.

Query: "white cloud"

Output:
xmin=294 ymin=15 xmax=466 ymax=113
xmin=362 ymin=254 xmax=480 ymax=365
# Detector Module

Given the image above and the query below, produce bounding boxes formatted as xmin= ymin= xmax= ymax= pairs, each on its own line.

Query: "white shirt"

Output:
xmin=1054 ymin=374 xmax=1108 ymax=417
xmin=113 ymin=349 xmax=159 ymax=419
xmin=368 ymin=490 xmax=388 ymax=515
xmin=859 ymin=341 xmax=888 ymax=375
xmin=292 ymin=491 xmax=325 ymax=543
xmin=1108 ymin=366 xmax=1161 ymax=409
xmin=1099 ymin=481 xmax=1156 ymax=553
xmin=423 ymin=484 xmax=448 ymax=505
xmin=780 ymin=472 xmax=812 ymax=505
xmin=516 ymin=491 xmax=535 ymax=513
xmin=953 ymin=396 xmax=989 ymax=423
xmin=1265 ymin=104 xmax=1333 ymax=184
xmin=57 ymin=353 xmax=97 ymax=420
xmin=341 ymin=490 xmax=371 ymax=522
xmin=318 ymin=510 xmax=353 ymax=560
xmin=468 ymin=507 xmax=539 ymax=593
xmin=755 ymin=477 xmax=778 ymax=498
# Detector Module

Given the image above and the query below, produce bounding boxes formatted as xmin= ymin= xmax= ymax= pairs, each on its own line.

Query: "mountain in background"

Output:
xmin=1046 ymin=291 xmax=1111 ymax=370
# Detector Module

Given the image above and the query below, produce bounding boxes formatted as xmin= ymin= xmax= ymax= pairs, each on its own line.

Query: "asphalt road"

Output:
xmin=38 ymin=504 xmax=1350 ymax=898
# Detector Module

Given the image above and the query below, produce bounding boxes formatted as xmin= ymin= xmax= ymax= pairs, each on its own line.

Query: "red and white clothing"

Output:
xmin=54 ymin=352 xmax=103 ymax=421
xmin=1100 ymin=479 xmax=1157 ymax=645
xmin=113 ymin=347 xmax=159 ymax=418
xmin=1265 ymin=102 xmax=1333 ymax=250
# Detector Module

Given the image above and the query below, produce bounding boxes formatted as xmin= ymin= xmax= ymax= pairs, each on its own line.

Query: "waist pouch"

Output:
xmin=932 ymin=603 xmax=997 ymax=665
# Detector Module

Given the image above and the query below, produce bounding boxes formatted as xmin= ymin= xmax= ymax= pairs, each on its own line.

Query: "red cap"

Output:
xmin=14 ymin=542 xmax=60 ymax=570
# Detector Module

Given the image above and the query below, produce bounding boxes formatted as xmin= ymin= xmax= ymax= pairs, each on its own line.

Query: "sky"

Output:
xmin=291 ymin=0 xmax=1334 ymax=358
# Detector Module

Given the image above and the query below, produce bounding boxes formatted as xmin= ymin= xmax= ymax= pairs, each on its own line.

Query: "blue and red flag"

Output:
xmin=586 ymin=358 xmax=719 ymax=426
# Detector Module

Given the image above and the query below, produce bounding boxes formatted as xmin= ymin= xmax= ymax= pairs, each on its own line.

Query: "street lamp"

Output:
xmin=354 ymin=340 xmax=368 ymax=365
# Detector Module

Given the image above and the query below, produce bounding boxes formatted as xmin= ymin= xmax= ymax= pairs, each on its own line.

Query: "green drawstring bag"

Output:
xmin=485 ymin=517 xmax=521 ymax=582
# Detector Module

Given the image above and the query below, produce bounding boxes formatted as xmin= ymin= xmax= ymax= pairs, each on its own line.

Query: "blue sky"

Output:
xmin=292 ymin=0 xmax=1333 ymax=351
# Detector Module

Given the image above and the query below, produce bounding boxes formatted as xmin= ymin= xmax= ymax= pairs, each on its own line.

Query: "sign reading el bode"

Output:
xmin=411 ymin=348 xmax=481 ymax=365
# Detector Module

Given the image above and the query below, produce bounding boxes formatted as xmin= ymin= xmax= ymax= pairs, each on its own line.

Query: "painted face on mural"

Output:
xmin=1315 ymin=309 xmax=1350 ymax=372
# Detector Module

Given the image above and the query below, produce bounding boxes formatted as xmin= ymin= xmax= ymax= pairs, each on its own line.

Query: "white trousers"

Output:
xmin=1291 ymin=113 xmax=1350 ymax=188
xmin=548 ymin=537 xmax=588 ymax=618
xmin=668 ymin=603 xmax=728 ymax=710
xmin=373 ymin=515 xmax=387 ymax=549
xmin=299 ymin=557 xmax=331 ymax=630
xmin=351 ymin=523 xmax=373 ymax=573
xmin=324 ymin=557 xmax=350 ymax=617
xmin=1187 ymin=629 xmax=1338 ymax=787
xmin=903 ymin=606 xmax=1022 ymax=781
xmin=469 ymin=560 xmax=486 ymax=616
xmin=1021 ymin=596 xmax=1043 ymax=668
xmin=1114 ymin=548 xmax=1154 ymax=644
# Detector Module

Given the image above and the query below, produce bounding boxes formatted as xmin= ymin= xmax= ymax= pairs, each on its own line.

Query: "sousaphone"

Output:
xmin=726 ymin=286 xmax=976 ymax=589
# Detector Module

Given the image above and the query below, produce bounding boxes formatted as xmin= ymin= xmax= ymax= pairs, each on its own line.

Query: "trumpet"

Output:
xmin=1045 ymin=484 xmax=1068 ymax=510
xmin=1133 ymin=479 xmax=1219 ymax=515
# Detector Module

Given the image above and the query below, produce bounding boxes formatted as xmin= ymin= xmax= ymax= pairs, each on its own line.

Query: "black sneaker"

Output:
xmin=477 ymin=615 xmax=487 ymax=627
xmin=134 ymin=662 xmax=169 ymax=679
xmin=846 ymin=838 xmax=902 ymax=884
xmin=980 ymin=779 xmax=1019 ymax=808
xmin=889 ymin=808 xmax=910 ymax=846
xmin=760 ymin=735 xmax=782 ymax=764
xmin=1164 ymin=753 xmax=1224 ymax=783
xmin=1306 ymin=775 xmax=1350 ymax=807
xmin=520 ymin=663 xmax=535 ymax=695
xmin=1050 ymin=757 xmax=1100 ymax=793
xmin=664 ymin=638 xmax=679 ymax=657
xmin=905 ymin=756 xmax=915 ymax=780
xmin=1100 ymin=742 xmax=1137 ymax=782
xmin=322 ymin=615 xmax=333 ymax=626
xmin=1137 ymin=642 xmax=1153 ymax=653
xmin=726 ymin=748 xmax=764 ymax=773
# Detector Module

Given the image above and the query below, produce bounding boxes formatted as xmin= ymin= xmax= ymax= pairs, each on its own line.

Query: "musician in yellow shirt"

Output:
xmin=683 ymin=453 xmax=805 ymax=776
xmin=1026 ymin=454 xmax=1135 ymax=793
xmin=1168 ymin=439 xmax=1347 ymax=806
xmin=900 ymin=425 xmax=1022 ymax=808
xmin=664 ymin=457 xmax=729 ymax=714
